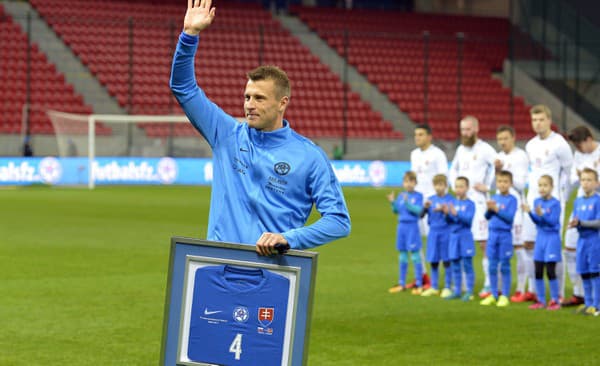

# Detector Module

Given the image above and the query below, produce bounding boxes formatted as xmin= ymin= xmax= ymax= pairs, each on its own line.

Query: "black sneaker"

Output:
xmin=561 ymin=295 xmax=584 ymax=307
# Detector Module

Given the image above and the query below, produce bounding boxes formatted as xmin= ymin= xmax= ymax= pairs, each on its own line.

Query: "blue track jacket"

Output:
xmin=484 ymin=193 xmax=517 ymax=231
xmin=446 ymin=197 xmax=475 ymax=233
xmin=573 ymin=194 xmax=600 ymax=238
xmin=528 ymin=196 xmax=561 ymax=234
xmin=170 ymin=32 xmax=350 ymax=249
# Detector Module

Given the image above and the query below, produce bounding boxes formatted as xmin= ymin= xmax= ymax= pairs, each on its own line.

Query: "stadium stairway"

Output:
xmin=499 ymin=60 xmax=599 ymax=137
xmin=2 ymin=1 xmax=124 ymax=115
xmin=25 ymin=1 xmax=405 ymax=149
xmin=289 ymin=6 xmax=540 ymax=141
xmin=2 ymin=1 xmax=179 ymax=157
xmin=275 ymin=13 xmax=416 ymax=150
xmin=277 ymin=15 xmax=413 ymax=136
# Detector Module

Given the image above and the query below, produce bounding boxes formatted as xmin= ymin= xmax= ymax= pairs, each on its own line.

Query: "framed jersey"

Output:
xmin=161 ymin=237 xmax=318 ymax=366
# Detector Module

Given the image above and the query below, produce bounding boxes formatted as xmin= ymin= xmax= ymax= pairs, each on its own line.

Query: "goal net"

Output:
xmin=47 ymin=110 xmax=201 ymax=188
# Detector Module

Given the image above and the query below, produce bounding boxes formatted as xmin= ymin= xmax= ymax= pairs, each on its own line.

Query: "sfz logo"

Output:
xmin=233 ymin=306 xmax=249 ymax=323
xmin=274 ymin=162 xmax=290 ymax=176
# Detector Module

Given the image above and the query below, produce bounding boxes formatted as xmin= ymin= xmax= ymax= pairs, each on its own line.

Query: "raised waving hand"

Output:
xmin=184 ymin=0 xmax=216 ymax=36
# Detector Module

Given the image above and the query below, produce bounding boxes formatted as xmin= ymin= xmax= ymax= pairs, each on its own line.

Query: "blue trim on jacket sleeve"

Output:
xmin=391 ymin=200 xmax=399 ymax=214
xmin=528 ymin=212 xmax=542 ymax=226
xmin=405 ymin=200 xmax=423 ymax=217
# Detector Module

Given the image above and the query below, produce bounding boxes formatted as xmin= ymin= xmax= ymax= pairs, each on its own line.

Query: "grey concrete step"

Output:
xmin=275 ymin=14 xmax=415 ymax=139
xmin=2 ymin=1 xmax=125 ymax=114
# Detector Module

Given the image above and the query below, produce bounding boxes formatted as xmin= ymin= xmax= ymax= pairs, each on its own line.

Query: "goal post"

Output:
xmin=47 ymin=110 xmax=193 ymax=189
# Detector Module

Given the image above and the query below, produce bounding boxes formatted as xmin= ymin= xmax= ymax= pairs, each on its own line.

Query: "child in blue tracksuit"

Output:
xmin=481 ymin=170 xmax=517 ymax=307
xmin=444 ymin=176 xmax=476 ymax=301
xmin=421 ymin=174 xmax=454 ymax=297
xmin=523 ymin=175 xmax=562 ymax=310
xmin=388 ymin=171 xmax=424 ymax=294
xmin=568 ymin=168 xmax=600 ymax=315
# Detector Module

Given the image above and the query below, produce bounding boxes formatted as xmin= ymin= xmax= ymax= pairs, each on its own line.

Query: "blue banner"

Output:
xmin=0 ymin=157 xmax=410 ymax=187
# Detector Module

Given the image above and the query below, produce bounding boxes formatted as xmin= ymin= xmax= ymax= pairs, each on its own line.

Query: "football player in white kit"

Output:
xmin=562 ymin=126 xmax=600 ymax=306
xmin=523 ymin=105 xmax=573 ymax=302
xmin=410 ymin=124 xmax=449 ymax=290
xmin=494 ymin=125 xmax=533 ymax=302
xmin=449 ymin=116 xmax=497 ymax=297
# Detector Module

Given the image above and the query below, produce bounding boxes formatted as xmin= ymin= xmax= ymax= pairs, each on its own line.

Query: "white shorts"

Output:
xmin=470 ymin=192 xmax=488 ymax=241
xmin=419 ymin=217 xmax=429 ymax=237
xmin=511 ymin=190 xmax=524 ymax=246
xmin=564 ymin=212 xmax=578 ymax=250
xmin=512 ymin=210 xmax=524 ymax=246
xmin=521 ymin=211 xmax=537 ymax=243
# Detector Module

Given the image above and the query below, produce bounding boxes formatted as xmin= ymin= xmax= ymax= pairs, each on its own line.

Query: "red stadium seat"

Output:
xmin=28 ymin=0 xmax=402 ymax=140
xmin=0 ymin=5 xmax=93 ymax=135
xmin=290 ymin=4 xmax=539 ymax=140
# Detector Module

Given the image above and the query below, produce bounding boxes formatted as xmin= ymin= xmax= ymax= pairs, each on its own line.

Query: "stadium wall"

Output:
xmin=415 ymin=0 xmax=508 ymax=18
xmin=0 ymin=157 xmax=410 ymax=187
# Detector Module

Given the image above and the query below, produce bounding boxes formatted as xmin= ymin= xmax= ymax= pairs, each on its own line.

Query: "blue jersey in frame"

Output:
xmin=187 ymin=265 xmax=290 ymax=365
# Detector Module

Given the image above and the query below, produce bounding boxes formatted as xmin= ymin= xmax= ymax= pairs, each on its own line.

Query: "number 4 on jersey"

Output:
xmin=229 ymin=333 xmax=243 ymax=360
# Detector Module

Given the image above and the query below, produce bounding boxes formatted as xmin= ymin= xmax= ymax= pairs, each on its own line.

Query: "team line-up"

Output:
xmin=387 ymin=110 xmax=600 ymax=316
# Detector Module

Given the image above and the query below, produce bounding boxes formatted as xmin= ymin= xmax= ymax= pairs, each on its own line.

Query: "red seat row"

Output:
xmin=291 ymin=5 xmax=543 ymax=140
xmin=0 ymin=8 xmax=95 ymax=135
xmin=29 ymin=0 xmax=403 ymax=140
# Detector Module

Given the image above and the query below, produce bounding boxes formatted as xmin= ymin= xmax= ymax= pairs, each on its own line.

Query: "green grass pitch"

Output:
xmin=1 ymin=186 xmax=597 ymax=365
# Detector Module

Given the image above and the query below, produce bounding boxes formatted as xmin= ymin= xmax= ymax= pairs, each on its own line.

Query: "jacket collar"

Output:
xmin=249 ymin=120 xmax=291 ymax=147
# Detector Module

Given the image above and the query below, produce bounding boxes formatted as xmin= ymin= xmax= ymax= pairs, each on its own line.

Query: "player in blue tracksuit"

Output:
xmin=523 ymin=175 xmax=562 ymax=310
xmin=481 ymin=170 xmax=517 ymax=307
xmin=568 ymin=168 xmax=600 ymax=315
xmin=420 ymin=174 xmax=454 ymax=297
xmin=387 ymin=171 xmax=424 ymax=294
xmin=170 ymin=0 xmax=350 ymax=255
xmin=445 ymin=176 xmax=476 ymax=301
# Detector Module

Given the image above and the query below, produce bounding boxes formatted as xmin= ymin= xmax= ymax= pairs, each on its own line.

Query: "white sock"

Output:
xmin=515 ymin=248 xmax=526 ymax=293
xmin=525 ymin=249 xmax=536 ymax=294
xmin=482 ymin=256 xmax=490 ymax=288
xmin=556 ymin=260 xmax=565 ymax=299
xmin=420 ymin=249 xmax=427 ymax=275
xmin=564 ymin=250 xmax=583 ymax=297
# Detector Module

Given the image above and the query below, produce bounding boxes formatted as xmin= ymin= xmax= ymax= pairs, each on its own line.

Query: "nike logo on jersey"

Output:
xmin=204 ymin=308 xmax=222 ymax=315
xmin=240 ymin=148 xmax=249 ymax=152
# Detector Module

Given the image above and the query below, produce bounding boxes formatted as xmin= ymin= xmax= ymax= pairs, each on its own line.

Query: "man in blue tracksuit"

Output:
xmin=170 ymin=0 xmax=350 ymax=255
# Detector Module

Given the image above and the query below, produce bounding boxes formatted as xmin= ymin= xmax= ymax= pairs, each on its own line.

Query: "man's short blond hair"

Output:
xmin=530 ymin=104 xmax=552 ymax=120
xmin=247 ymin=65 xmax=291 ymax=99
